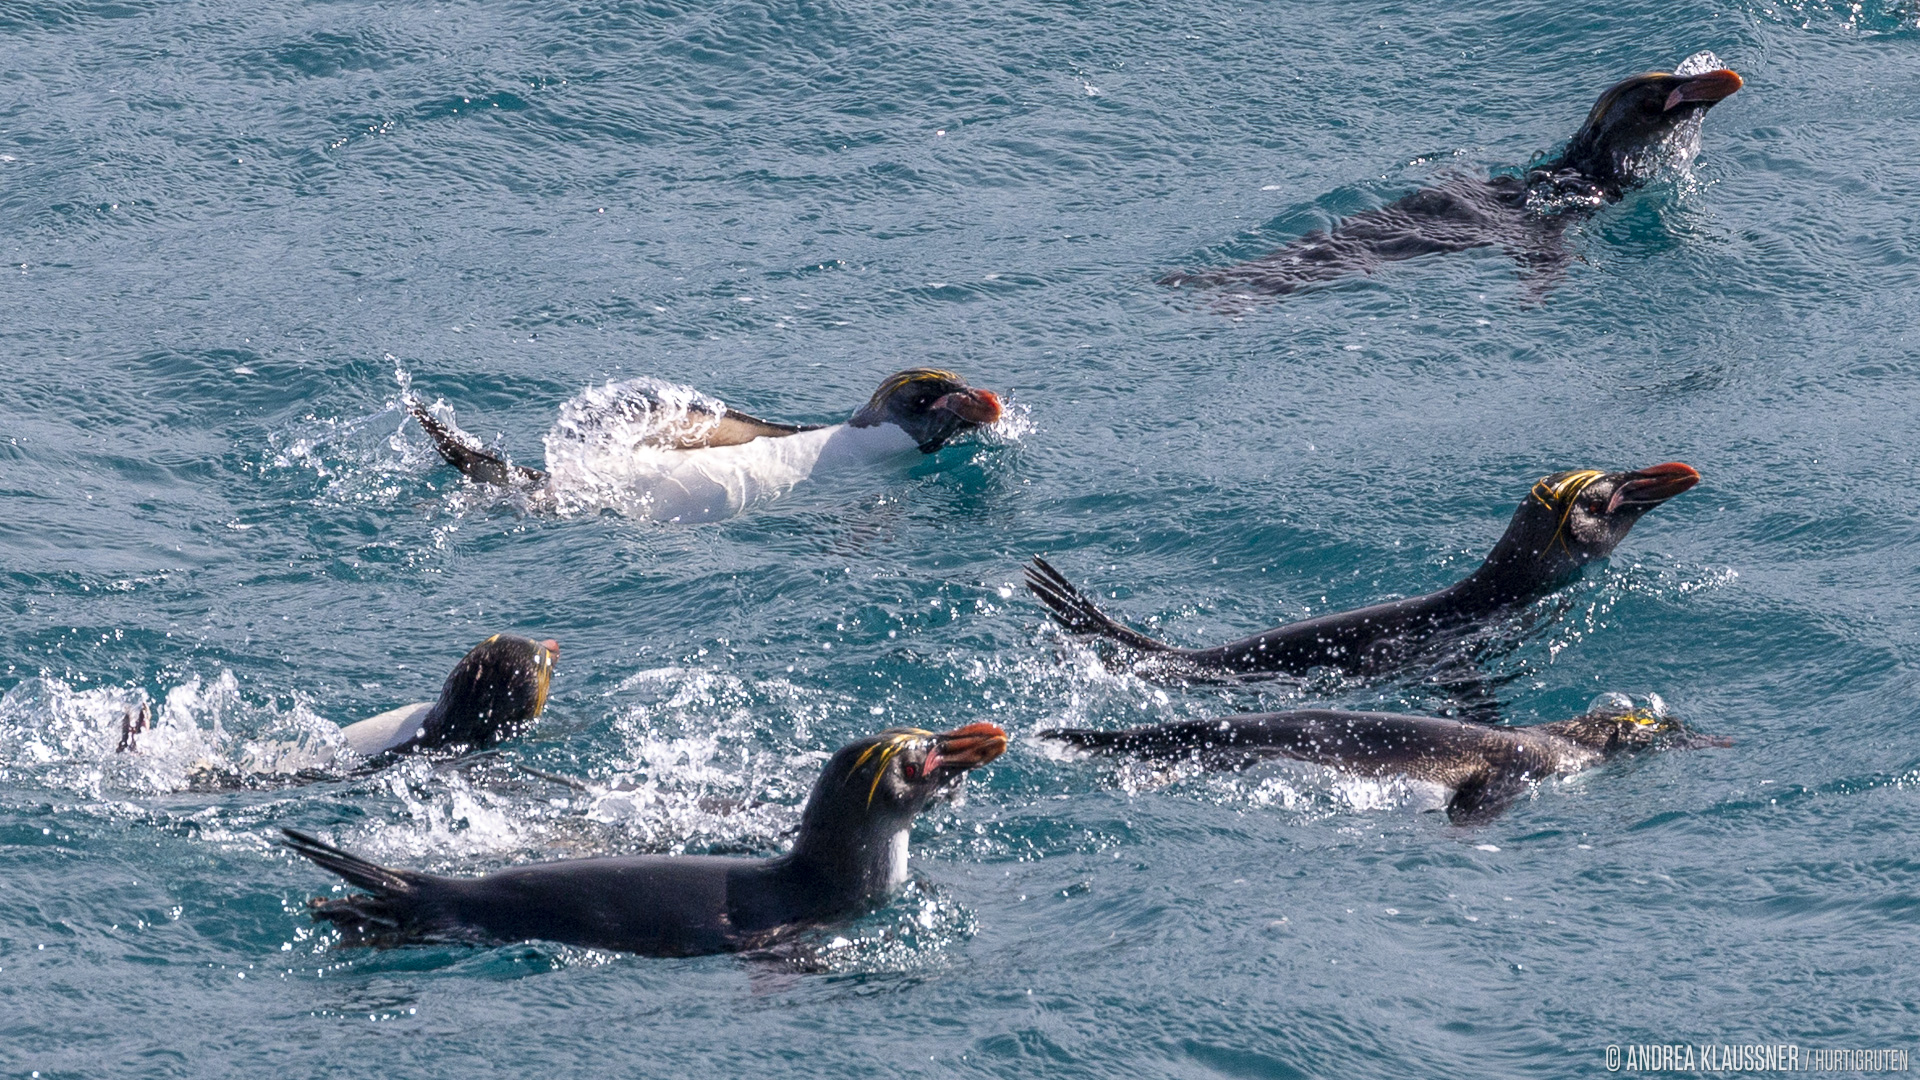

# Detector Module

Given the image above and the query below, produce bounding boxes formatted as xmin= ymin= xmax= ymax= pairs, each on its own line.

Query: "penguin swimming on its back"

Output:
xmin=283 ymin=722 xmax=1008 ymax=955
xmin=408 ymin=368 xmax=1004 ymax=522
xmin=1040 ymin=693 xmax=1730 ymax=824
xmin=1162 ymin=52 xmax=1743 ymax=297
xmin=1026 ymin=462 xmax=1699 ymax=682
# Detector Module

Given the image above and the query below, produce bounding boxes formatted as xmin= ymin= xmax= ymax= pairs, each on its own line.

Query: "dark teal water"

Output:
xmin=4 ymin=0 xmax=1920 ymax=1075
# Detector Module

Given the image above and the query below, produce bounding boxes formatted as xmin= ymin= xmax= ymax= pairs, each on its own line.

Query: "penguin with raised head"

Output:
xmin=1026 ymin=462 xmax=1699 ymax=680
xmin=336 ymin=634 xmax=559 ymax=757
xmin=283 ymin=722 xmax=1008 ymax=955
xmin=1161 ymin=52 xmax=1743 ymax=296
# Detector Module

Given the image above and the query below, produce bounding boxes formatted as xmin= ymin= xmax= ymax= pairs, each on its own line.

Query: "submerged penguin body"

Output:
xmin=1164 ymin=52 xmax=1743 ymax=297
xmin=1040 ymin=694 xmax=1727 ymax=824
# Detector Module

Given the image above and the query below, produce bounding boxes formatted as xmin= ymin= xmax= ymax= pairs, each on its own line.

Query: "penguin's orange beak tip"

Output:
xmin=935 ymin=722 xmax=1008 ymax=768
xmin=542 ymin=639 xmax=560 ymax=660
xmin=933 ymin=389 xmax=1003 ymax=425
xmin=1665 ymin=68 xmax=1742 ymax=110
xmin=1607 ymin=461 xmax=1700 ymax=512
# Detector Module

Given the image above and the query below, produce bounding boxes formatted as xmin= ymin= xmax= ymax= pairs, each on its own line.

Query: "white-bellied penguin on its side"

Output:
xmin=1026 ymin=462 xmax=1699 ymax=681
xmin=282 ymin=723 xmax=1008 ymax=956
xmin=116 ymin=635 xmax=559 ymax=761
xmin=406 ymin=368 xmax=1004 ymax=522
xmin=333 ymin=634 xmax=559 ymax=757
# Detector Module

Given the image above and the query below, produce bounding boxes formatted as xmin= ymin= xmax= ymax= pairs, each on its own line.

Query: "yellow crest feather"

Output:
xmin=1531 ymin=470 xmax=1606 ymax=552
xmin=847 ymin=728 xmax=936 ymax=808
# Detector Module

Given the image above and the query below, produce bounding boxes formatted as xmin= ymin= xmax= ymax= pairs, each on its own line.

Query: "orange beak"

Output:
xmin=923 ymin=722 xmax=1008 ymax=772
xmin=1665 ymin=69 xmax=1742 ymax=110
xmin=932 ymin=388 xmax=1003 ymax=426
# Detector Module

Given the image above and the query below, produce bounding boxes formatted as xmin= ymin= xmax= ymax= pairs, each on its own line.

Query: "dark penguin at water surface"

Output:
xmin=283 ymin=723 xmax=1008 ymax=955
xmin=1161 ymin=52 xmax=1743 ymax=296
xmin=1040 ymin=693 xmax=1730 ymax=824
xmin=334 ymin=635 xmax=558 ymax=757
xmin=1027 ymin=462 xmax=1699 ymax=680
xmin=408 ymin=368 xmax=1004 ymax=522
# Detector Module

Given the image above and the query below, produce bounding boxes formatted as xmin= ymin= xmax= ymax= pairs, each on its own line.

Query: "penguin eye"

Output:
xmin=901 ymin=761 xmax=921 ymax=780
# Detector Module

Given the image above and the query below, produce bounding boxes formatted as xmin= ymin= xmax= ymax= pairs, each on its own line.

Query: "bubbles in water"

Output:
xmin=777 ymin=878 xmax=979 ymax=975
xmin=269 ymin=362 xmax=447 ymax=513
xmin=973 ymin=397 xmax=1035 ymax=447
xmin=1583 ymin=690 xmax=1673 ymax=720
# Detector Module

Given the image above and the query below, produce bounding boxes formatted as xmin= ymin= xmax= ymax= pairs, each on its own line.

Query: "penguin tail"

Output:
xmin=404 ymin=397 xmax=547 ymax=487
xmin=282 ymin=829 xmax=436 ymax=945
xmin=1024 ymin=557 xmax=1175 ymax=654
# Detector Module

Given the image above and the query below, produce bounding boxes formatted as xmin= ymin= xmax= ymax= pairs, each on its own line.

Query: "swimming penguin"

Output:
xmin=116 ymin=635 xmax=558 ymax=761
xmin=1026 ymin=462 xmax=1699 ymax=680
xmin=282 ymin=723 xmax=1008 ymax=955
xmin=1039 ymin=693 xmax=1729 ymax=824
xmin=407 ymin=368 xmax=1004 ymax=522
xmin=1161 ymin=52 xmax=1743 ymax=296
xmin=336 ymin=634 xmax=558 ymax=757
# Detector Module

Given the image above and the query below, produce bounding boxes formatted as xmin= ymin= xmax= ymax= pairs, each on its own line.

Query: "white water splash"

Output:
xmin=0 ymin=673 xmax=350 ymax=796
xmin=567 ymin=664 xmax=840 ymax=851
xmin=547 ymin=378 xmax=729 ymax=466
xmin=269 ymin=361 xmax=448 ymax=513
xmin=1673 ymin=50 xmax=1724 ymax=77
xmin=1616 ymin=51 xmax=1728 ymax=183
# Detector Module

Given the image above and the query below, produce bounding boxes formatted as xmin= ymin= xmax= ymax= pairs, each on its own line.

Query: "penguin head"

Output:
xmin=847 ymin=369 xmax=1003 ymax=453
xmin=1579 ymin=691 xmax=1681 ymax=749
xmin=1555 ymin=58 xmax=1742 ymax=193
xmin=1481 ymin=462 xmax=1699 ymax=589
xmin=796 ymin=723 xmax=1008 ymax=842
xmin=1560 ymin=691 xmax=1731 ymax=752
xmin=422 ymin=634 xmax=559 ymax=750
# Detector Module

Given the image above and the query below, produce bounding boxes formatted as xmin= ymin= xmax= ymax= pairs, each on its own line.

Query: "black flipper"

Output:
xmin=1024 ymin=557 xmax=1176 ymax=654
xmin=1444 ymin=765 xmax=1535 ymax=825
xmin=1039 ymin=720 xmax=1264 ymax=770
xmin=1510 ymin=243 xmax=1575 ymax=303
xmin=406 ymin=399 xmax=548 ymax=487
xmin=116 ymin=702 xmax=148 ymax=753
xmin=283 ymin=828 xmax=435 ymax=944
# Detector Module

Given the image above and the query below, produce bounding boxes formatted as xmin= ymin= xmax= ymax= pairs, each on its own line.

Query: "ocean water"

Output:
xmin=3 ymin=0 xmax=1919 ymax=1075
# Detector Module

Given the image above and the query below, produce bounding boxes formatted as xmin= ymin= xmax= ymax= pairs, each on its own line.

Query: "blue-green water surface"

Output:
xmin=3 ymin=0 xmax=1920 ymax=1075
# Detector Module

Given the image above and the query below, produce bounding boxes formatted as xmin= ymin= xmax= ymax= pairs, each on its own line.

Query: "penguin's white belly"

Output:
xmin=546 ymin=422 xmax=920 ymax=522
xmin=338 ymin=702 xmax=432 ymax=757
